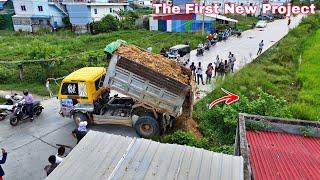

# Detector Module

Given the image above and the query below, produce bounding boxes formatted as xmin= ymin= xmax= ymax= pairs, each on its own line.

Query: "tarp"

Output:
xmin=104 ymin=39 xmax=127 ymax=54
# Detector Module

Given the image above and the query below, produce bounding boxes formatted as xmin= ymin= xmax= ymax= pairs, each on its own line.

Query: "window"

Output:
xmin=94 ymin=8 xmax=97 ymax=14
xmin=21 ymin=5 xmax=26 ymax=11
xmin=38 ymin=6 xmax=43 ymax=12
xmin=109 ymin=8 xmax=112 ymax=13
xmin=61 ymin=83 xmax=79 ymax=95
xmin=95 ymin=75 xmax=106 ymax=91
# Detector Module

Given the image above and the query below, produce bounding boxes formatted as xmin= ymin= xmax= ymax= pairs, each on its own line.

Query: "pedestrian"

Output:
xmin=205 ymin=63 xmax=214 ymax=84
xmin=288 ymin=18 xmax=291 ymax=26
xmin=189 ymin=62 xmax=196 ymax=82
xmin=257 ymin=40 xmax=264 ymax=55
xmin=22 ymin=89 xmax=34 ymax=121
xmin=214 ymin=55 xmax=220 ymax=77
xmin=224 ymin=60 xmax=229 ymax=74
xmin=196 ymin=62 xmax=205 ymax=85
xmin=72 ymin=121 xmax=88 ymax=144
xmin=218 ymin=61 xmax=225 ymax=76
xmin=44 ymin=155 xmax=58 ymax=176
xmin=228 ymin=51 xmax=232 ymax=60
xmin=55 ymin=146 xmax=66 ymax=164
xmin=0 ymin=148 xmax=7 ymax=180
xmin=229 ymin=54 xmax=236 ymax=73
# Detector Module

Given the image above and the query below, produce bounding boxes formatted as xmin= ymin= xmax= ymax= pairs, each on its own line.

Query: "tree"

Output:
xmin=92 ymin=15 xmax=119 ymax=34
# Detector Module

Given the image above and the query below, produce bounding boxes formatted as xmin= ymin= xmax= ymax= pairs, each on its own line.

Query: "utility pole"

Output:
xmin=202 ymin=0 xmax=205 ymax=35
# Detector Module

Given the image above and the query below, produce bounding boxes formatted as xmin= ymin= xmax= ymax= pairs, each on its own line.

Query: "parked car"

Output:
xmin=256 ymin=20 xmax=267 ymax=28
xmin=258 ymin=15 xmax=274 ymax=22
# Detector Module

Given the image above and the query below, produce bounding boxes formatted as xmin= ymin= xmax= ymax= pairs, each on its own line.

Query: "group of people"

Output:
xmin=190 ymin=51 xmax=237 ymax=85
xmin=44 ymin=121 xmax=88 ymax=176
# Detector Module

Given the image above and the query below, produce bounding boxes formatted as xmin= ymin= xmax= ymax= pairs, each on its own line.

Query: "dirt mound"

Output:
xmin=174 ymin=115 xmax=203 ymax=139
xmin=116 ymin=44 xmax=190 ymax=84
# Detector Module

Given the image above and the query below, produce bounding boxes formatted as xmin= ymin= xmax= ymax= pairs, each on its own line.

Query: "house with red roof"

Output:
xmin=235 ymin=113 xmax=320 ymax=180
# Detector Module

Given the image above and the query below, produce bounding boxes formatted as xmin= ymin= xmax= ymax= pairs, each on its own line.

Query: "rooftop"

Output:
xmin=47 ymin=131 xmax=244 ymax=180
xmin=63 ymin=67 xmax=106 ymax=82
xmin=247 ymin=131 xmax=320 ymax=180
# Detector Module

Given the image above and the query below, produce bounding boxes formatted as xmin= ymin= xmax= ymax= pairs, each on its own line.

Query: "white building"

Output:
xmin=11 ymin=0 xmax=67 ymax=32
xmin=90 ymin=2 xmax=128 ymax=21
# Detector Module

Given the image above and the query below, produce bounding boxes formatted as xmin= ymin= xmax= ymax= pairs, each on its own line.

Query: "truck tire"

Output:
xmin=73 ymin=112 xmax=88 ymax=126
xmin=134 ymin=116 xmax=160 ymax=138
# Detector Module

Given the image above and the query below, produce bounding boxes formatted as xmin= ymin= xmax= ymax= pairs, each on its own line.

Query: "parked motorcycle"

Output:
xmin=5 ymin=94 xmax=23 ymax=105
xmin=196 ymin=48 xmax=204 ymax=56
xmin=9 ymin=100 xmax=43 ymax=126
xmin=0 ymin=94 xmax=23 ymax=120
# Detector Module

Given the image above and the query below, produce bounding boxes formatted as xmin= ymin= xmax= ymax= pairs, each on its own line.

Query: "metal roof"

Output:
xmin=247 ymin=131 xmax=320 ymax=180
xmin=47 ymin=131 xmax=244 ymax=180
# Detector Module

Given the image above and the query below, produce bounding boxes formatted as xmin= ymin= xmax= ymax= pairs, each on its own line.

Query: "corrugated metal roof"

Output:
xmin=247 ymin=131 xmax=320 ymax=180
xmin=47 ymin=131 xmax=244 ymax=180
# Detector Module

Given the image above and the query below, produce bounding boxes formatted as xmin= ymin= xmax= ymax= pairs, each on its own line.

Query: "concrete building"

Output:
xmin=62 ymin=0 xmax=128 ymax=33
xmin=11 ymin=0 xmax=67 ymax=32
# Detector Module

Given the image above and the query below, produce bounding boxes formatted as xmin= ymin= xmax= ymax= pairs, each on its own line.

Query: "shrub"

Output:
xmin=92 ymin=15 xmax=119 ymax=34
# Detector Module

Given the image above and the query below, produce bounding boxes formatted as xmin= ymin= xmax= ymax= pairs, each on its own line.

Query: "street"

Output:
xmin=190 ymin=14 xmax=303 ymax=96
xmin=0 ymin=15 xmax=304 ymax=180
xmin=0 ymin=98 xmax=137 ymax=180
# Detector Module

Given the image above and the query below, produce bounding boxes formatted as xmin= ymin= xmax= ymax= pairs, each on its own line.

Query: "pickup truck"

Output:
xmin=59 ymin=45 xmax=194 ymax=138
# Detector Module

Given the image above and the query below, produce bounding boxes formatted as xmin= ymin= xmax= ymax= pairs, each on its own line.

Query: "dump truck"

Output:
xmin=59 ymin=42 xmax=194 ymax=138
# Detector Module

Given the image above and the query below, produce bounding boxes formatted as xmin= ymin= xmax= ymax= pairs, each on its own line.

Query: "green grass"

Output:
xmin=0 ymin=29 xmax=205 ymax=96
xmin=288 ymin=29 xmax=320 ymax=120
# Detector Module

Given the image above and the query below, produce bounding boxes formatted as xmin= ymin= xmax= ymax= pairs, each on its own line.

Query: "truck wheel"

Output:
xmin=73 ymin=112 xmax=88 ymax=126
xmin=10 ymin=116 xmax=19 ymax=126
xmin=134 ymin=116 xmax=160 ymax=138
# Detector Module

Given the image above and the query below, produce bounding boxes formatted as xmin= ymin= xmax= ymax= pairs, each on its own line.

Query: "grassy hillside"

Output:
xmin=289 ymin=29 xmax=320 ymax=120
xmin=0 ymin=29 xmax=205 ymax=95
xmin=172 ymin=14 xmax=320 ymax=153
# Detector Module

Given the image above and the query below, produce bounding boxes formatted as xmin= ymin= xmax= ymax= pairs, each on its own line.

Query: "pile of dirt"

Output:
xmin=174 ymin=115 xmax=203 ymax=139
xmin=116 ymin=44 xmax=190 ymax=84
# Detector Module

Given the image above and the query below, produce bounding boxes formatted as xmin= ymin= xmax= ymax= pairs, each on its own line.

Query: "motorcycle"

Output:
xmin=0 ymin=94 xmax=23 ymax=120
xmin=5 ymin=94 xmax=23 ymax=105
xmin=10 ymin=100 xmax=43 ymax=126
xmin=196 ymin=47 xmax=204 ymax=56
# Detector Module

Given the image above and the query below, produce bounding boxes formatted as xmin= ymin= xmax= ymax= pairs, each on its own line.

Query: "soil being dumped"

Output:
xmin=174 ymin=115 xmax=203 ymax=139
xmin=116 ymin=44 xmax=190 ymax=85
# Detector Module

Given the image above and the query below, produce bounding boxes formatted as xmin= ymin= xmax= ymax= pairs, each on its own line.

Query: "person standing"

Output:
xmin=218 ymin=61 xmax=225 ymax=76
xmin=196 ymin=62 xmax=205 ymax=85
xmin=189 ymin=62 xmax=196 ymax=82
xmin=205 ymin=63 xmax=214 ymax=84
xmin=228 ymin=51 xmax=232 ymax=59
xmin=257 ymin=40 xmax=264 ymax=55
xmin=22 ymin=90 xmax=34 ymax=121
xmin=224 ymin=60 xmax=229 ymax=74
xmin=214 ymin=55 xmax=220 ymax=77
xmin=0 ymin=148 xmax=7 ymax=180
xmin=55 ymin=147 xmax=66 ymax=164
xmin=72 ymin=121 xmax=88 ymax=144
xmin=229 ymin=54 xmax=236 ymax=73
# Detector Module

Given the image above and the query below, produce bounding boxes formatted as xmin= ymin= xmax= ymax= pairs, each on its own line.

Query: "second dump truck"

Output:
xmin=59 ymin=43 xmax=194 ymax=138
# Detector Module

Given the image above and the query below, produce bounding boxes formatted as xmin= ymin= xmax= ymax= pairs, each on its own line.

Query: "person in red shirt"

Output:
xmin=0 ymin=148 xmax=7 ymax=180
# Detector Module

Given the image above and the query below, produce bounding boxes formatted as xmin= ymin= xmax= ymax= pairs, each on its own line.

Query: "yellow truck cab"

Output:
xmin=58 ymin=67 xmax=108 ymax=117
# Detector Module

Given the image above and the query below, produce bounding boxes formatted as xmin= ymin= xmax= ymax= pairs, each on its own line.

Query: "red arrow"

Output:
xmin=208 ymin=88 xmax=239 ymax=109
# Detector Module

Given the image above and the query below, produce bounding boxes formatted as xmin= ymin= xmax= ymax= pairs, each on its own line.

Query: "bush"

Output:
xmin=194 ymin=90 xmax=292 ymax=145
xmin=92 ymin=15 xmax=119 ymax=34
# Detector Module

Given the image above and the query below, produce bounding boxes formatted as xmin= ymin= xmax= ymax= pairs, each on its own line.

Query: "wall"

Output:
xmin=90 ymin=5 xmax=125 ymax=21
xmin=66 ymin=4 xmax=91 ymax=25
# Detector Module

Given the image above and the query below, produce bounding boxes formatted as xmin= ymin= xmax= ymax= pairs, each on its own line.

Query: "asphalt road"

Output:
xmin=190 ymin=14 xmax=304 ymax=97
xmin=0 ymin=98 xmax=137 ymax=180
